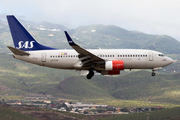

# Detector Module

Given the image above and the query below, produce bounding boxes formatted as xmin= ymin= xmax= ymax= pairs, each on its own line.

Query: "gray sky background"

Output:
xmin=1 ymin=0 xmax=180 ymax=40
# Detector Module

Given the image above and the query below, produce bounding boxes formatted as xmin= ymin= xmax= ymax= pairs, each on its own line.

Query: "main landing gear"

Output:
xmin=86 ymin=69 xmax=94 ymax=79
xmin=151 ymin=70 xmax=156 ymax=76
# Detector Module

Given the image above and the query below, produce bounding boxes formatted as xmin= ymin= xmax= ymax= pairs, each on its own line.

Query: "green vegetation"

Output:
xmin=0 ymin=54 xmax=179 ymax=108
xmin=1 ymin=20 xmax=180 ymax=54
xmin=0 ymin=105 xmax=90 ymax=120
xmin=100 ymin=107 xmax=180 ymax=120
xmin=100 ymin=100 xmax=180 ymax=108
xmin=69 ymin=25 xmax=180 ymax=54
xmin=0 ymin=53 xmax=179 ymax=107
xmin=58 ymin=111 xmax=85 ymax=119
xmin=0 ymin=20 xmax=180 ymax=108
xmin=1 ymin=103 xmax=180 ymax=120
xmin=0 ymin=105 xmax=37 ymax=120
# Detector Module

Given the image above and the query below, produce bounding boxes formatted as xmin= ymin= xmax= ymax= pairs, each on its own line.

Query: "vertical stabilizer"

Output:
xmin=7 ymin=15 xmax=56 ymax=51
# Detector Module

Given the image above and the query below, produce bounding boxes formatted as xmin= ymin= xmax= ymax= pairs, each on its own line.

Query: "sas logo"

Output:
xmin=69 ymin=40 xmax=73 ymax=43
xmin=16 ymin=41 xmax=35 ymax=49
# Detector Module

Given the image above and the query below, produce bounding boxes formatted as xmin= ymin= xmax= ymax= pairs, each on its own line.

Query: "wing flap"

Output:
xmin=7 ymin=46 xmax=30 ymax=56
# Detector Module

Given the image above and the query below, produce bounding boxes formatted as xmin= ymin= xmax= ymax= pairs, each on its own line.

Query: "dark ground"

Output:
xmin=1 ymin=105 xmax=116 ymax=120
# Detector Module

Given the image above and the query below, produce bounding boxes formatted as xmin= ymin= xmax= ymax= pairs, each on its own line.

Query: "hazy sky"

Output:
xmin=1 ymin=0 xmax=180 ymax=40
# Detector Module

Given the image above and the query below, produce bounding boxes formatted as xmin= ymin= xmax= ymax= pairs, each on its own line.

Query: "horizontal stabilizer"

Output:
xmin=7 ymin=46 xmax=30 ymax=56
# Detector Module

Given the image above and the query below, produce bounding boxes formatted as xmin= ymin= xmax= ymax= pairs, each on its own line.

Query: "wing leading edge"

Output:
xmin=64 ymin=31 xmax=105 ymax=68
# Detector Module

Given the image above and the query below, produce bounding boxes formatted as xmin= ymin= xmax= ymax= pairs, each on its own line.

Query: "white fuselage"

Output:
xmin=14 ymin=49 xmax=174 ymax=71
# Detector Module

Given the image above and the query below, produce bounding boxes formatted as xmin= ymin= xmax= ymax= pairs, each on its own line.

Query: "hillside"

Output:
xmin=0 ymin=105 xmax=36 ymax=120
xmin=0 ymin=18 xmax=180 ymax=107
xmin=0 ymin=105 xmax=89 ymax=120
xmin=100 ymin=107 xmax=180 ymax=120
xmin=0 ymin=54 xmax=180 ymax=107
xmin=0 ymin=19 xmax=180 ymax=54
xmin=53 ymin=71 xmax=180 ymax=105
xmin=1 ymin=105 xmax=180 ymax=120
xmin=69 ymin=25 xmax=180 ymax=54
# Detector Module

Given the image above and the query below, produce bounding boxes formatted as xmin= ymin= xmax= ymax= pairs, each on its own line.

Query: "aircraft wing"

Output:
xmin=64 ymin=31 xmax=105 ymax=68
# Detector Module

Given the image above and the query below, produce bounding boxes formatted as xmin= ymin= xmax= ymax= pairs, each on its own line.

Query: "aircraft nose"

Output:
xmin=167 ymin=57 xmax=176 ymax=65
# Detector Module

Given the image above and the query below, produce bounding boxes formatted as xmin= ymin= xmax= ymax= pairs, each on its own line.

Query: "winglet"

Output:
xmin=64 ymin=31 xmax=77 ymax=46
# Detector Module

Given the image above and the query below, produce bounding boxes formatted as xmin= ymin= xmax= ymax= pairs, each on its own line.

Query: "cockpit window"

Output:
xmin=158 ymin=54 xmax=164 ymax=57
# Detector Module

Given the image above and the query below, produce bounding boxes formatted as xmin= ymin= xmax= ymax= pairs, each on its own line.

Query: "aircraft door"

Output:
xmin=41 ymin=53 xmax=46 ymax=62
xmin=149 ymin=52 xmax=153 ymax=61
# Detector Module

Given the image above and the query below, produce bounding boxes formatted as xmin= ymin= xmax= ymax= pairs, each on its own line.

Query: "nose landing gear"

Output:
xmin=151 ymin=70 xmax=156 ymax=76
xmin=86 ymin=69 xmax=94 ymax=79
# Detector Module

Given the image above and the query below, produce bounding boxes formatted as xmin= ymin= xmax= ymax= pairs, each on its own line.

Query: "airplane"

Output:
xmin=6 ymin=15 xmax=176 ymax=79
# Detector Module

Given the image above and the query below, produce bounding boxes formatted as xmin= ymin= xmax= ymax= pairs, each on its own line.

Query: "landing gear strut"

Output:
xmin=151 ymin=70 xmax=156 ymax=76
xmin=86 ymin=69 xmax=94 ymax=79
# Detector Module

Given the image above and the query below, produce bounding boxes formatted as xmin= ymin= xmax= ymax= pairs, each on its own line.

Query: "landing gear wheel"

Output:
xmin=86 ymin=70 xmax=94 ymax=79
xmin=151 ymin=72 xmax=155 ymax=76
